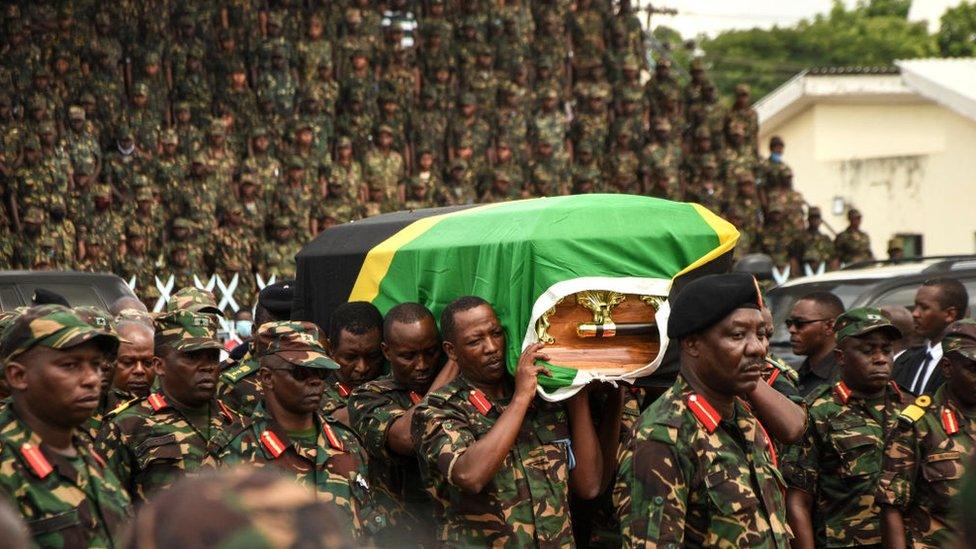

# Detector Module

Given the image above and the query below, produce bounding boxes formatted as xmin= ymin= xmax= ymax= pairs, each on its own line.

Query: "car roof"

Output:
xmin=776 ymin=256 xmax=976 ymax=288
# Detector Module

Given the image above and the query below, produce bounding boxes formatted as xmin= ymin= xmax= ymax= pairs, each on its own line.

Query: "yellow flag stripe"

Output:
xmin=673 ymin=203 xmax=740 ymax=279
xmin=348 ymin=203 xmax=510 ymax=303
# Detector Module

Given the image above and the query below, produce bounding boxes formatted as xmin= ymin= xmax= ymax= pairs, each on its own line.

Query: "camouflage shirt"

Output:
xmin=614 ymin=375 xmax=791 ymax=548
xmin=411 ymin=375 xmax=575 ymax=547
xmin=218 ymin=401 xmax=386 ymax=541
xmin=782 ymin=380 xmax=908 ymax=547
xmin=834 ymin=228 xmax=874 ymax=265
xmin=348 ymin=376 xmax=436 ymax=540
xmin=96 ymin=390 xmax=246 ymax=504
xmin=0 ymin=405 xmax=131 ymax=548
xmin=876 ymin=387 xmax=974 ymax=548
xmin=216 ymin=348 xmax=263 ymax=417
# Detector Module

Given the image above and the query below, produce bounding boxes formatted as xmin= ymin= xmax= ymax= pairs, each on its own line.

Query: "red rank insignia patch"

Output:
xmin=20 ymin=443 xmax=53 ymax=479
xmin=148 ymin=393 xmax=169 ymax=412
xmin=834 ymin=381 xmax=852 ymax=404
xmin=323 ymin=423 xmax=345 ymax=452
xmin=686 ymin=394 xmax=720 ymax=434
xmin=409 ymin=391 xmax=422 ymax=405
xmin=941 ymin=408 xmax=959 ymax=435
xmin=468 ymin=389 xmax=493 ymax=416
xmin=259 ymin=430 xmax=286 ymax=458
xmin=336 ymin=383 xmax=352 ymax=398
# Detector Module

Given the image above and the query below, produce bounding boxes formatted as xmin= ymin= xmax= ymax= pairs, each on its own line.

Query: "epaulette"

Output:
xmin=20 ymin=443 xmax=53 ymax=479
xmin=259 ymin=430 xmax=286 ymax=458
xmin=336 ymin=382 xmax=352 ymax=398
xmin=686 ymin=393 xmax=720 ymax=434
xmin=897 ymin=395 xmax=931 ymax=425
xmin=409 ymin=391 xmax=422 ymax=405
xmin=323 ymin=421 xmax=345 ymax=451
xmin=147 ymin=393 xmax=169 ymax=412
xmin=107 ymin=397 xmax=140 ymax=417
xmin=220 ymin=360 xmax=259 ymax=384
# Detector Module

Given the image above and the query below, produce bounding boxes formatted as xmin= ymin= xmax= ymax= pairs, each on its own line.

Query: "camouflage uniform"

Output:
xmin=835 ymin=227 xmax=874 ymax=265
xmin=875 ymin=322 xmax=976 ymax=548
xmin=614 ymin=375 xmax=791 ymax=547
xmin=0 ymin=305 xmax=131 ymax=548
xmin=784 ymin=310 xmax=908 ymax=548
xmin=412 ymin=375 xmax=575 ymax=546
xmin=216 ymin=348 xmax=263 ymax=417
xmin=795 ymin=229 xmax=835 ymax=270
xmin=349 ymin=376 xmax=438 ymax=542
xmin=96 ymin=310 xmax=246 ymax=504
xmin=362 ymin=142 xmax=406 ymax=204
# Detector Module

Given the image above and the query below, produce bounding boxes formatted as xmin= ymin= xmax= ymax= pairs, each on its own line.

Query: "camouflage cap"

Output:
xmin=735 ymin=83 xmax=751 ymax=95
xmin=254 ymin=321 xmax=338 ymax=370
xmin=22 ymin=135 xmax=41 ymax=150
xmin=160 ymin=129 xmax=179 ymax=145
xmin=74 ymin=306 xmax=124 ymax=344
xmin=272 ymin=217 xmax=294 ymax=230
xmin=93 ymin=183 xmax=112 ymax=197
xmin=887 ymin=236 xmax=904 ymax=252
xmin=0 ymin=304 xmax=119 ymax=363
xmin=135 ymin=186 xmax=155 ymax=202
xmin=117 ymin=125 xmax=134 ymax=140
xmin=68 ymin=105 xmax=86 ymax=120
xmin=833 ymin=307 xmax=902 ymax=343
xmin=74 ymin=158 xmax=95 ymax=176
xmin=336 ymin=136 xmax=352 ymax=148
xmin=153 ymin=310 xmax=223 ymax=352
xmin=132 ymin=82 xmax=149 ymax=96
xmin=458 ymin=92 xmax=476 ymax=106
xmin=941 ymin=319 xmax=976 ymax=361
xmin=376 ymin=124 xmax=394 ymax=136
xmin=166 ymin=287 xmax=223 ymax=316
xmin=172 ymin=217 xmax=193 ymax=229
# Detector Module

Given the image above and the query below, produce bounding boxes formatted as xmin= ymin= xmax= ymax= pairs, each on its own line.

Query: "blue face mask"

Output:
xmin=236 ymin=320 xmax=253 ymax=339
xmin=770 ymin=152 xmax=782 ymax=163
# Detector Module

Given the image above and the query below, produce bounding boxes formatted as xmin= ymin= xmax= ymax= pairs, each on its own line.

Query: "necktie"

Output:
xmin=910 ymin=351 xmax=933 ymax=394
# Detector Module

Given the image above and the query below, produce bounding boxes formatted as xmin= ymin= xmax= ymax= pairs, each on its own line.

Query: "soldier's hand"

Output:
xmin=513 ymin=342 xmax=551 ymax=402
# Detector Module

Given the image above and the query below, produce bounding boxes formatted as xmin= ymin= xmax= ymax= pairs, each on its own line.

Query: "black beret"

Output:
xmin=32 ymin=288 xmax=70 ymax=307
xmin=667 ymin=273 xmax=762 ymax=339
xmin=258 ymin=281 xmax=294 ymax=320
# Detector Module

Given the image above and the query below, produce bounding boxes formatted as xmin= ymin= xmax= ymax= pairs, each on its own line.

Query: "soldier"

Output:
xmin=64 ymin=104 xmax=101 ymax=176
xmin=86 ymin=316 xmax=152 ymax=440
xmin=349 ymin=304 xmax=458 ymax=544
xmin=834 ymin=208 xmax=874 ymax=266
xmin=438 ymin=159 xmax=478 ymax=206
xmin=480 ymin=169 xmax=519 ymax=203
xmin=615 ymin=273 xmax=794 ymax=546
xmin=0 ymin=305 xmax=131 ymax=547
xmin=217 ymin=282 xmax=295 ymax=417
xmin=760 ymin=206 xmax=797 ymax=273
xmin=764 ymin=165 xmax=806 ymax=233
xmin=218 ymin=322 xmax=387 ymax=541
xmin=794 ymin=206 xmax=837 ymax=275
xmin=877 ymin=319 xmax=976 ymax=548
xmin=726 ymin=84 xmax=760 ymax=153
xmin=96 ymin=309 xmax=246 ymax=504
xmin=413 ymin=296 xmax=611 ymax=546
xmin=12 ymin=206 xmax=45 ymax=270
xmin=363 ymin=125 xmax=407 ymax=207
xmin=255 ymin=217 xmax=301 ymax=280
xmin=784 ymin=307 xmax=908 ymax=547
xmin=323 ymin=302 xmax=385 ymax=427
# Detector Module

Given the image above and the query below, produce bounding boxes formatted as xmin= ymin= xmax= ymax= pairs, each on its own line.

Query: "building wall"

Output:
xmin=759 ymin=100 xmax=976 ymax=258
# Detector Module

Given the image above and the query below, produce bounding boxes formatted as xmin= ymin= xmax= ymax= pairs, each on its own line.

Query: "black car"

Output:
xmin=766 ymin=256 xmax=976 ymax=363
xmin=0 ymin=271 xmax=138 ymax=311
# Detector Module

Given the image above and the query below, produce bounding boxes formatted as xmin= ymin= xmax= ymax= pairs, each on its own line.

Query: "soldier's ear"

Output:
xmin=380 ymin=341 xmax=391 ymax=363
xmin=258 ymin=366 xmax=273 ymax=389
xmin=150 ymin=356 xmax=165 ymax=377
xmin=833 ymin=346 xmax=845 ymax=367
xmin=442 ymin=340 xmax=457 ymax=364
xmin=680 ymin=335 xmax=701 ymax=358
xmin=5 ymin=361 xmax=28 ymax=392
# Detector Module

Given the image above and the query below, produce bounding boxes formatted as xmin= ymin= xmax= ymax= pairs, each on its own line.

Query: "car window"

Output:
xmin=16 ymin=283 xmax=106 ymax=309
xmin=0 ymin=285 xmax=24 ymax=310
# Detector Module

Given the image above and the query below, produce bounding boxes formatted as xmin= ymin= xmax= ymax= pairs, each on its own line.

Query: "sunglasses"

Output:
xmin=269 ymin=366 xmax=329 ymax=381
xmin=784 ymin=317 xmax=833 ymax=329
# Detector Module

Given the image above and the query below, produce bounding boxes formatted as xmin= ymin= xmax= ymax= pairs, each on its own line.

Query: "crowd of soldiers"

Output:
xmin=0 ymin=272 xmax=974 ymax=547
xmin=0 ymin=1 xmax=882 ymax=310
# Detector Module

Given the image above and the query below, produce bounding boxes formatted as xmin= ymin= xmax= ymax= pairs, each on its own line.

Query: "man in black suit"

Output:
xmin=787 ymin=290 xmax=845 ymax=397
xmin=893 ymin=277 xmax=969 ymax=395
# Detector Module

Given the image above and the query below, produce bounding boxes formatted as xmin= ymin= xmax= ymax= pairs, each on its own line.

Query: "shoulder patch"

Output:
xmin=220 ymin=361 xmax=259 ymax=383
xmin=898 ymin=397 xmax=929 ymax=425
xmin=686 ymin=394 xmax=720 ymax=433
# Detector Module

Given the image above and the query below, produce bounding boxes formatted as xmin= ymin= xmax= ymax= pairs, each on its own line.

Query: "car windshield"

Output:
xmin=767 ymin=279 xmax=883 ymax=349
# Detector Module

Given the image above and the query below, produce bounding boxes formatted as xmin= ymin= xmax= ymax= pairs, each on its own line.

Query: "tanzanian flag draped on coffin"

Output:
xmin=293 ymin=194 xmax=738 ymax=401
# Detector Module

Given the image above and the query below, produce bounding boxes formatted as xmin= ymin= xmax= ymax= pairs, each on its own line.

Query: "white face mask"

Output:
xmin=118 ymin=142 xmax=135 ymax=156
xmin=236 ymin=320 xmax=254 ymax=339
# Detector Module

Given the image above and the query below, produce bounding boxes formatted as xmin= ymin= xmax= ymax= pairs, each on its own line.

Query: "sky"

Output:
xmin=642 ymin=0 xmax=957 ymax=38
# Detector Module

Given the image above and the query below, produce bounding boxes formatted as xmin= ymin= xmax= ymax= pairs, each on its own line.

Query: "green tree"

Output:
xmin=694 ymin=0 xmax=935 ymax=100
xmin=938 ymin=2 xmax=976 ymax=56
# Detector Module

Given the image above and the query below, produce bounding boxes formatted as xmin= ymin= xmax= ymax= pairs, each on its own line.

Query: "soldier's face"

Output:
xmin=133 ymin=94 xmax=148 ymax=107
xmin=836 ymin=332 xmax=893 ymax=395
xmin=254 ymin=136 xmax=269 ymax=152
xmin=7 ymin=342 xmax=106 ymax=428
xmin=298 ymin=129 xmax=314 ymax=145
xmin=156 ymin=347 xmax=220 ymax=407
xmin=261 ymin=358 xmax=325 ymax=415
xmin=942 ymin=354 xmax=976 ymax=407
xmin=177 ymin=109 xmax=191 ymax=122
xmin=444 ymin=305 xmax=506 ymax=387
xmin=24 ymin=149 xmax=40 ymax=163
xmin=129 ymin=235 xmax=147 ymax=253
xmin=913 ymin=286 xmax=956 ymax=340
xmin=330 ymin=328 xmax=384 ymax=387
xmin=383 ymin=318 xmax=443 ymax=393
xmin=808 ymin=215 xmax=821 ymax=230
xmin=686 ymin=308 xmax=766 ymax=397
xmin=232 ymin=72 xmax=247 ymax=86
xmin=461 ymin=104 xmax=475 ymax=117
xmin=114 ymin=326 xmax=155 ymax=396
xmin=378 ymin=133 xmax=393 ymax=148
